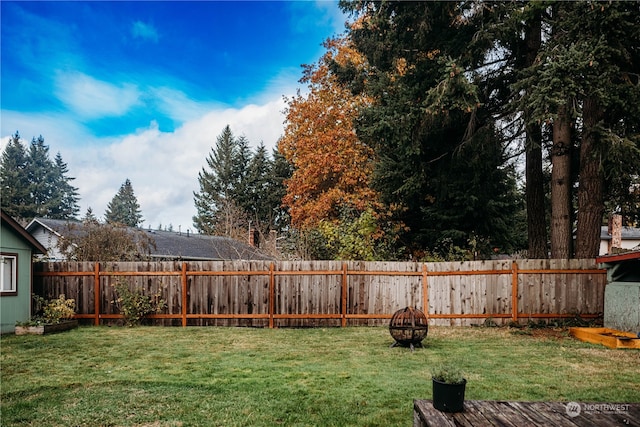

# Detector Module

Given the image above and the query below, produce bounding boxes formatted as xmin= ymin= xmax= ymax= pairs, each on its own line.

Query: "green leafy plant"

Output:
xmin=43 ymin=294 xmax=76 ymax=323
xmin=18 ymin=294 xmax=76 ymax=326
xmin=432 ymin=365 xmax=466 ymax=385
xmin=112 ymin=281 xmax=165 ymax=327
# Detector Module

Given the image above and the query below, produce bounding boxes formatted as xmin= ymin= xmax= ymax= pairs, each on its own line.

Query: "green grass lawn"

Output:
xmin=1 ymin=325 xmax=638 ymax=426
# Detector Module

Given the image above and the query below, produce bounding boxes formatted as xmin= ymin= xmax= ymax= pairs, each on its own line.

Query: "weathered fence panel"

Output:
xmin=425 ymin=260 xmax=513 ymax=326
xmin=33 ymin=259 xmax=606 ymax=328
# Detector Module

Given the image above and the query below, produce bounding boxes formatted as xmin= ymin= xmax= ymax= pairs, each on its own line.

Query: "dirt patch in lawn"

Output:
xmin=527 ymin=327 xmax=569 ymax=340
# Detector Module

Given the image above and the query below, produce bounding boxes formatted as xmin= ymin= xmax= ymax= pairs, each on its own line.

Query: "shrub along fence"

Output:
xmin=33 ymin=259 xmax=605 ymax=327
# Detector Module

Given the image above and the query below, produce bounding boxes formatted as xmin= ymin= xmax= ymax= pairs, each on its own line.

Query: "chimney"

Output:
xmin=608 ymin=214 xmax=622 ymax=253
xmin=249 ymin=228 xmax=259 ymax=247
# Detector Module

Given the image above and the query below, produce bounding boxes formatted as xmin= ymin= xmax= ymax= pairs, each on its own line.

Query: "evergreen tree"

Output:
xmin=339 ymin=0 xmax=639 ymax=259
xmin=0 ymin=132 xmax=29 ymax=219
xmin=243 ymin=143 xmax=271 ymax=222
xmin=25 ymin=136 xmax=58 ymax=219
xmin=105 ymin=179 xmax=143 ymax=227
xmin=50 ymin=152 xmax=80 ymax=219
xmin=193 ymin=126 xmax=291 ymax=242
xmin=193 ymin=125 xmax=245 ymax=235
xmin=0 ymin=132 xmax=79 ymax=221
xmin=267 ymin=148 xmax=293 ymax=232
xmin=515 ymin=1 xmax=640 ymax=257
xmin=82 ymin=207 xmax=99 ymax=225
xmin=477 ymin=3 xmax=549 ymax=258
xmin=339 ymin=1 xmax=525 ymax=258
xmin=232 ymin=135 xmax=255 ymax=217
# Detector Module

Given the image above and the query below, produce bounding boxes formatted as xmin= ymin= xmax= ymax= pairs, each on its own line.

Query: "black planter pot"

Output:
xmin=432 ymin=377 xmax=466 ymax=413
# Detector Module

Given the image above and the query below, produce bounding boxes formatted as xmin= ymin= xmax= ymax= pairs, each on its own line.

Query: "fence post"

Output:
xmin=94 ymin=262 xmax=100 ymax=326
xmin=422 ymin=263 xmax=429 ymax=318
xmin=269 ymin=263 xmax=275 ymax=329
xmin=181 ymin=262 xmax=188 ymax=327
xmin=511 ymin=261 xmax=519 ymax=323
xmin=341 ymin=262 xmax=348 ymax=327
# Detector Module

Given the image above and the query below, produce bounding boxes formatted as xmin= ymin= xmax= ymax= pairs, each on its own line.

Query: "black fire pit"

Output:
xmin=389 ymin=306 xmax=428 ymax=351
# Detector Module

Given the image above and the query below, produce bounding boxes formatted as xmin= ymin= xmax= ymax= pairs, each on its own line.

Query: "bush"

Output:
xmin=112 ymin=281 xmax=165 ymax=327
xmin=20 ymin=294 xmax=77 ymax=326
xmin=43 ymin=294 xmax=76 ymax=323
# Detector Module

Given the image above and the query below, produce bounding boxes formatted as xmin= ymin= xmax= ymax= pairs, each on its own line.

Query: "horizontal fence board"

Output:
xmin=33 ymin=259 xmax=606 ymax=328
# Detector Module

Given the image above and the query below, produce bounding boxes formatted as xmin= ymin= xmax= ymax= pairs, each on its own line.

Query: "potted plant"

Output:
xmin=15 ymin=294 xmax=78 ymax=335
xmin=431 ymin=365 xmax=467 ymax=413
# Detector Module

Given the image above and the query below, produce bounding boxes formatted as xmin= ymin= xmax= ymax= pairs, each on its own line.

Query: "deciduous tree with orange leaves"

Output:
xmin=279 ymin=36 xmax=401 ymax=260
xmin=279 ymin=37 xmax=377 ymax=229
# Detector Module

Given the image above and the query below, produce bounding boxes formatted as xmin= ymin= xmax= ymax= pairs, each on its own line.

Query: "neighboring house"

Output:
xmin=25 ymin=217 xmax=76 ymax=261
xmin=26 ymin=217 xmax=273 ymax=261
xmin=1 ymin=210 xmax=47 ymax=334
xmin=599 ymin=225 xmax=640 ymax=256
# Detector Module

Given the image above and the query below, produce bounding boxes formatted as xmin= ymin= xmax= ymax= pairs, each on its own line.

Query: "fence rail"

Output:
xmin=33 ymin=259 xmax=606 ymax=327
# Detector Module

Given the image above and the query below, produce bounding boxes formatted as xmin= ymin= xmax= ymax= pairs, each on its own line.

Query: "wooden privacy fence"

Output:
xmin=33 ymin=259 xmax=606 ymax=327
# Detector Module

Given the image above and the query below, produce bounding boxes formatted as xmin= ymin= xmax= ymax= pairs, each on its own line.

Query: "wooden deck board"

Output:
xmin=414 ymin=400 xmax=640 ymax=427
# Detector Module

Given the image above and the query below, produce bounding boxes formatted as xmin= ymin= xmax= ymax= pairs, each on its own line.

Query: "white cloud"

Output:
xmin=54 ymin=71 xmax=142 ymax=118
xmin=131 ymin=21 xmax=159 ymax=43
xmin=1 ymin=95 xmax=288 ymax=231
xmin=39 ymin=97 xmax=285 ymax=230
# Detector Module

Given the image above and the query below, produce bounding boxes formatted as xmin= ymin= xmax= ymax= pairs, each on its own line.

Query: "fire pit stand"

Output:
xmin=389 ymin=306 xmax=428 ymax=351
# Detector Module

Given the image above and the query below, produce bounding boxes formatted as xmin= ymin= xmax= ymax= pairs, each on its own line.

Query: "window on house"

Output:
xmin=0 ymin=254 xmax=17 ymax=293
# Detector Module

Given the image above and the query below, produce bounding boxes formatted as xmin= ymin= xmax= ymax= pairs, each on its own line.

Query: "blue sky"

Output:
xmin=1 ymin=1 xmax=347 ymax=230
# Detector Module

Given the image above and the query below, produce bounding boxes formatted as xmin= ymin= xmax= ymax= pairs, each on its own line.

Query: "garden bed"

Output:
xmin=15 ymin=320 xmax=78 ymax=335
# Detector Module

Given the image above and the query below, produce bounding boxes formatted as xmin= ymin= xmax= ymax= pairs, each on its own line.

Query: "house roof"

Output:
xmin=596 ymin=250 xmax=640 ymax=264
xmin=26 ymin=217 xmax=84 ymax=239
xmin=26 ymin=217 xmax=273 ymax=261
xmin=600 ymin=225 xmax=640 ymax=241
xmin=1 ymin=210 xmax=47 ymax=254
xmin=144 ymin=228 xmax=273 ymax=261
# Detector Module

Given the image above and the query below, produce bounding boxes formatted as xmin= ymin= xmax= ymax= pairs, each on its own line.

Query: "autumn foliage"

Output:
xmin=279 ymin=37 xmax=379 ymax=230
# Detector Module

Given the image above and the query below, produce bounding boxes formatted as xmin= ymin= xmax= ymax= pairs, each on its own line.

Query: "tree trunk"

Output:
xmin=524 ymin=12 xmax=547 ymax=259
xmin=526 ymin=127 xmax=547 ymax=258
xmin=575 ymin=97 xmax=604 ymax=258
xmin=550 ymin=105 xmax=573 ymax=259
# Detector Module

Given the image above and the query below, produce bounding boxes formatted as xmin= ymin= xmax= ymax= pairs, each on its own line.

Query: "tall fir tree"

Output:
xmin=50 ymin=152 xmax=80 ymax=219
xmin=193 ymin=125 xmax=246 ymax=235
xmin=242 ymin=143 xmax=271 ymax=223
xmin=24 ymin=136 xmax=56 ymax=219
xmin=0 ymin=132 xmax=29 ymax=219
xmin=515 ymin=1 xmax=640 ymax=257
xmin=339 ymin=1 xmax=525 ymax=258
xmin=0 ymin=132 xmax=79 ymax=221
xmin=266 ymin=148 xmax=292 ymax=232
xmin=104 ymin=179 xmax=143 ymax=227
xmin=193 ymin=126 xmax=290 ymax=241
